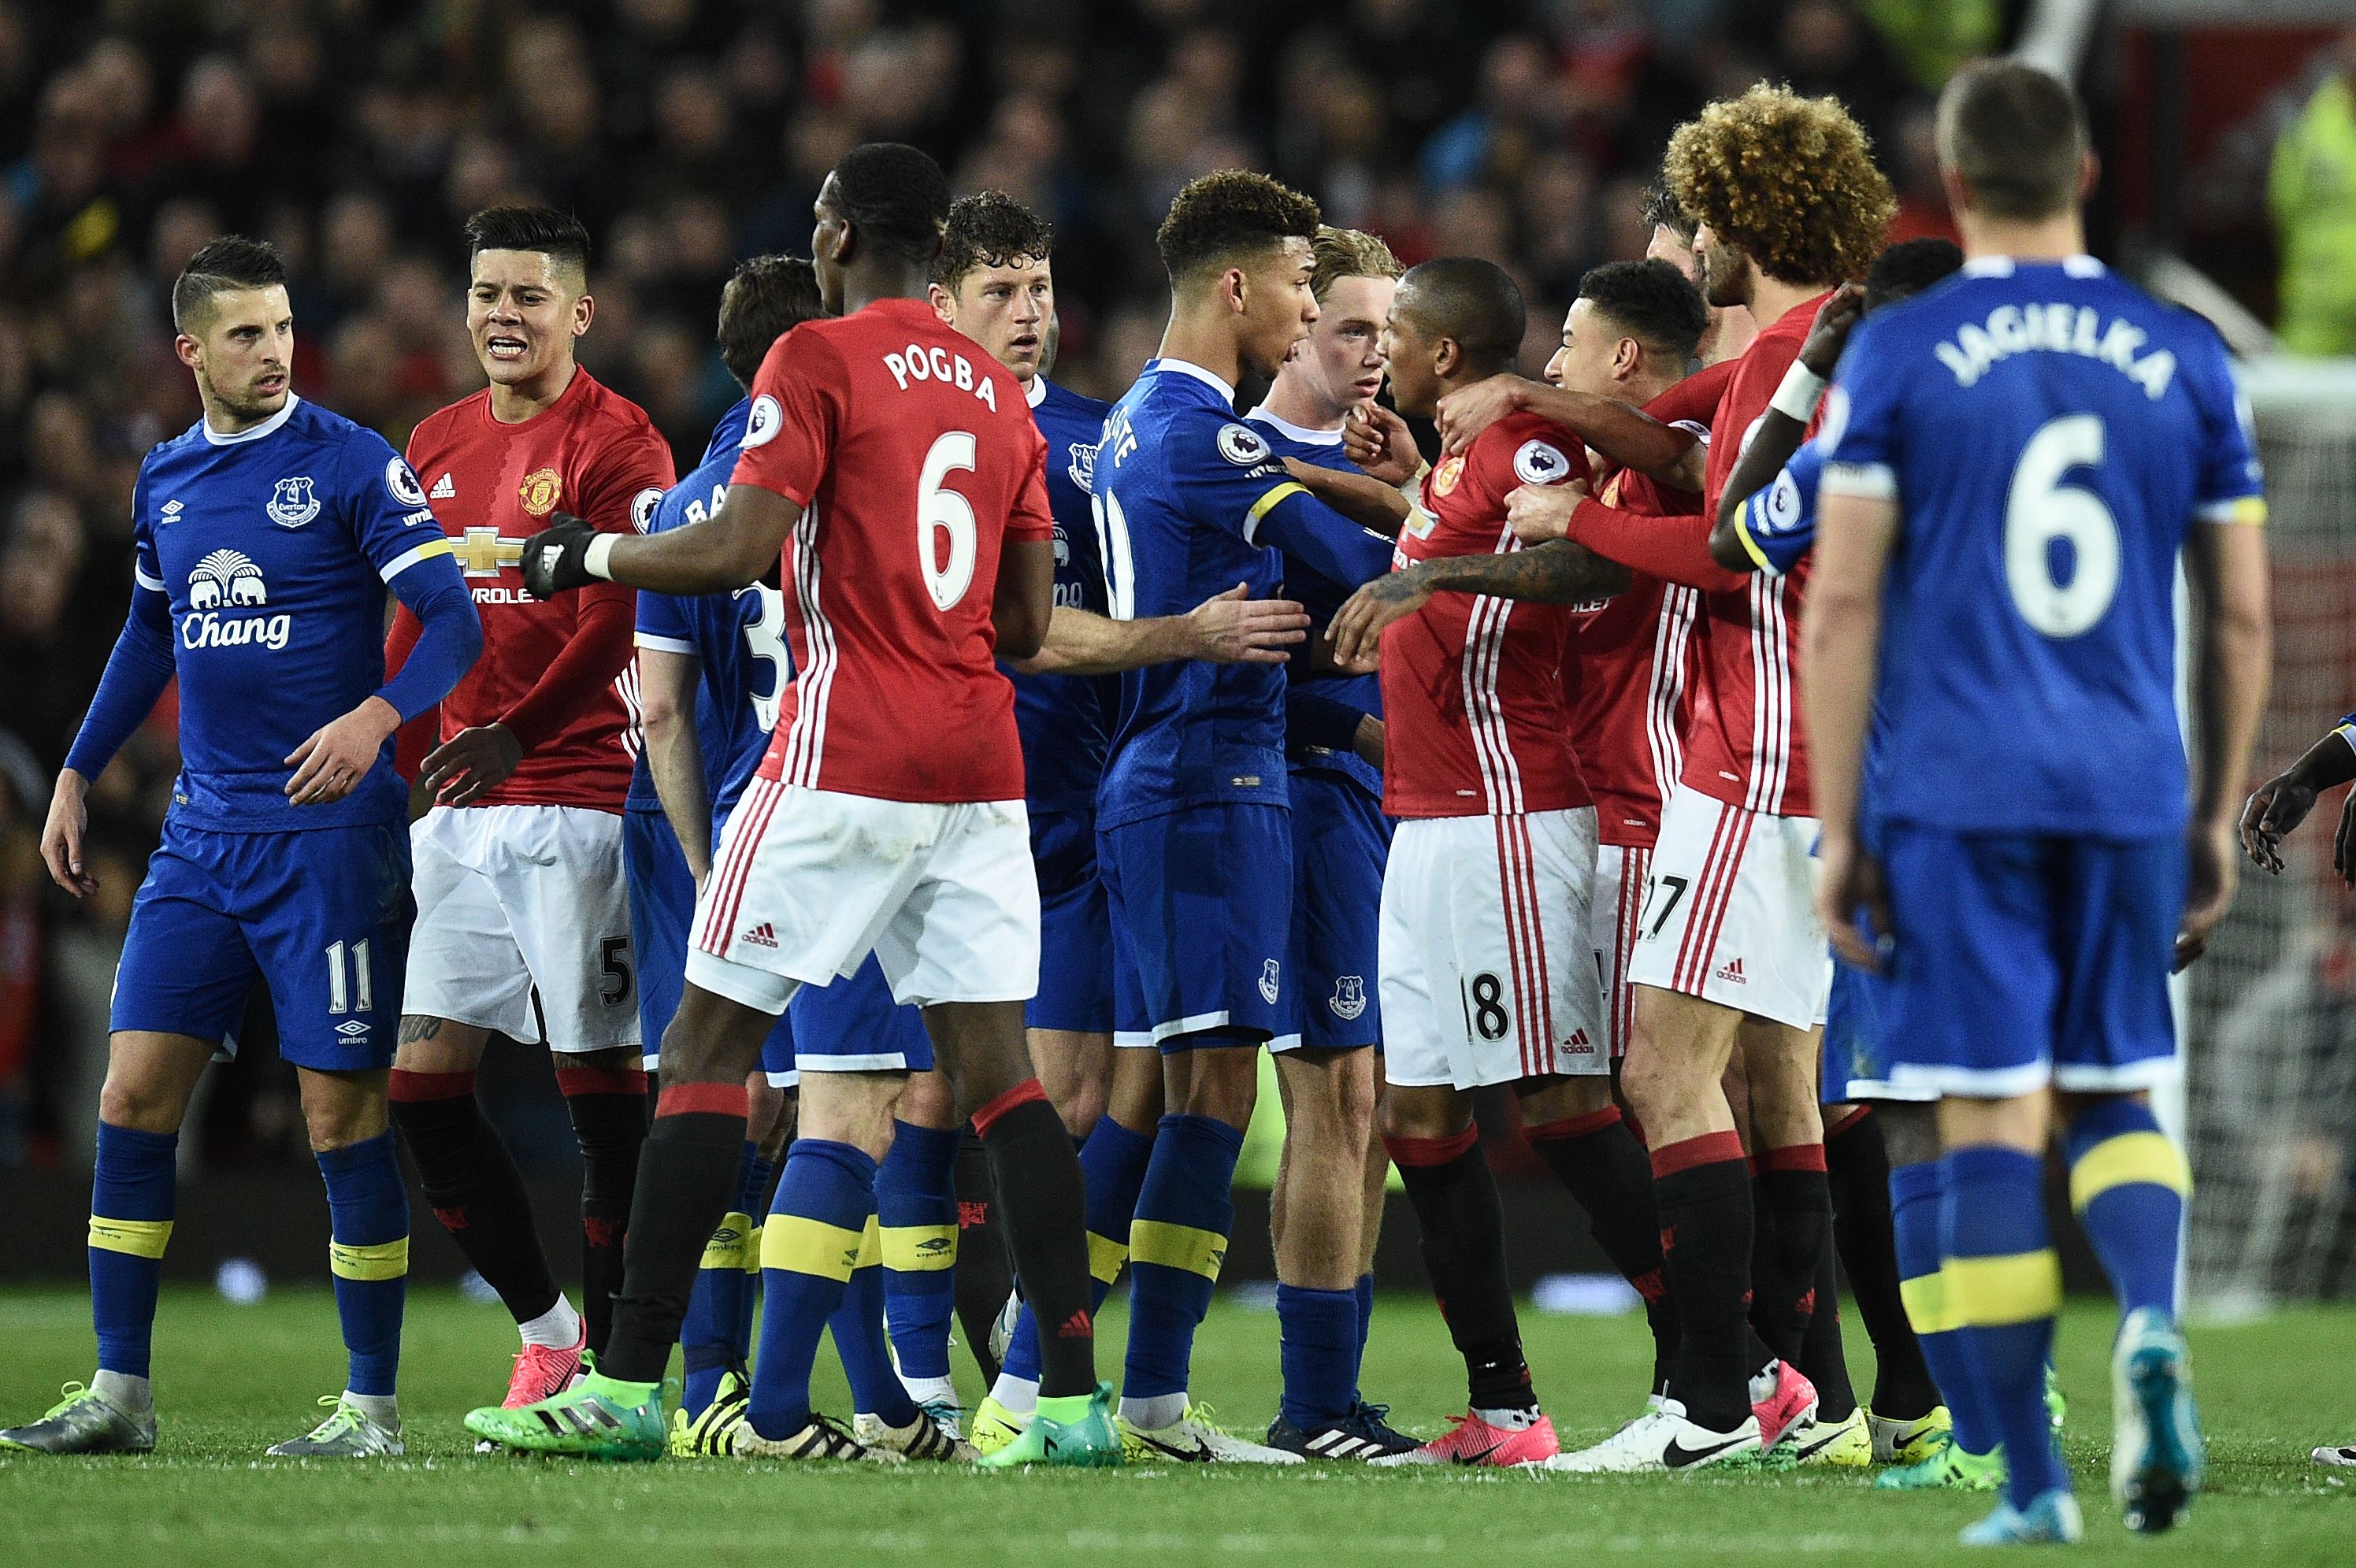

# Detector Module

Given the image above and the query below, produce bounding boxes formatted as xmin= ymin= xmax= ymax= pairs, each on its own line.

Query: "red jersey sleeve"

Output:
xmin=1472 ymin=417 xmax=1590 ymax=513
xmin=1647 ymin=356 xmax=1739 ymax=437
xmin=573 ymin=417 xmax=677 ymax=538
xmin=730 ymin=329 xmax=844 ymax=508
xmin=1007 ymin=424 xmax=1055 ymax=543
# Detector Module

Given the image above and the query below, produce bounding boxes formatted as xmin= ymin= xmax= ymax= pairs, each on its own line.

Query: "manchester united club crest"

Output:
xmin=1430 ymin=456 xmax=1464 ymax=497
xmin=518 ymin=467 xmax=563 ymax=517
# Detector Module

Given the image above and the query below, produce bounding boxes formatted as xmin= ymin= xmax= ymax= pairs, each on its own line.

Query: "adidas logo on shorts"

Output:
xmin=1714 ymin=957 xmax=1747 ymax=985
xmin=741 ymin=922 xmax=779 ymax=949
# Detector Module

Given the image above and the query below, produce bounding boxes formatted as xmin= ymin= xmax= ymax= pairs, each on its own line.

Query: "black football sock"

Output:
xmin=1653 ymin=1132 xmax=1754 ymax=1432
xmin=974 ymin=1082 xmax=1096 ymax=1399
xmin=1827 ymin=1109 xmax=1939 ymax=1421
xmin=951 ymin=1125 xmax=1015 ymax=1384
xmin=1762 ymin=1144 xmax=1852 ymax=1420
xmin=388 ymin=1069 xmax=559 ymax=1325
xmin=1387 ymin=1129 xmax=1538 ymax=1414
xmin=558 ymin=1065 xmax=648 ymax=1359
xmin=600 ymin=1082 xmax=749 ymax=1385
xmin=1526 ymin=1106 xmax=1679 ymax=1395
xmin=1748 ymin=1169 xmax=1799 ymax=1364
xmin=1798 ymin=1229 xmax=1858 ymax=1422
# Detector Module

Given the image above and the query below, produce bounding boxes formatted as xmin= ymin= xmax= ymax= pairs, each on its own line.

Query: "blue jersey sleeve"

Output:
xmin=336 ymin=428 xmax=455 ymax=586
xmin=66 ymin=480 xmax=175 ymax=780
xmin=2185 ymin=332 xmax=2267 ymax=525
xmin=1818 ymin=314 xmax=1904 ymax=506
xmin=1735 ymin=439 xmax=1824 ymax=578
xmin=1168 ymin=416 xmax=1391 ymax=592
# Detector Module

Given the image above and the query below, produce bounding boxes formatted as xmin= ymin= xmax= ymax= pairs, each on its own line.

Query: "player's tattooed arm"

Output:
xmin=1007 ymin=586 xmax=1311 ymax=676
xmin=1282 ymin=458 xmax=1410 ymax=537
xmin=1437 ymin=376 xmax=1704 ymax=491
xmin=524 ymin=486 xmax=800 ymax=599
xmin=1326 ymin=541 xmax=1629 ymax=672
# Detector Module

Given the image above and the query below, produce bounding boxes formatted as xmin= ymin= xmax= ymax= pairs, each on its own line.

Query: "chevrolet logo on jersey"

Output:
xmin=455 ymin=527 xmax=529 ymax=577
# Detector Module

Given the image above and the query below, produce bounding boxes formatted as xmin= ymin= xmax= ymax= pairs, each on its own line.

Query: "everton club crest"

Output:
xmin=266 ymin=476 xmax=320 ymax=528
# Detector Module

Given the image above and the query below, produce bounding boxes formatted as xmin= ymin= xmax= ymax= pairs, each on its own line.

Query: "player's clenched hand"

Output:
xmin=1182 ymin=584 xmax=1310 ymax=665
xmin=1327 ymin=565 xmax=1433 ymax=673
xmin=1344 ymin=403 xmax=1422 ymax=487
xmin=1798 ymin=283 xmax=1868 ymax=379
xmin=521 ymin=512 xmax=599 ymax=600
xmin=285 ymin=695 xmax=401 ymax=806
xmin=1434 ymin=374 xmax=1527 ymax=456
xmin=2176 ymin=816 xmax=2239 ymax=971
xmin=1506 ymin=479 xmax=1586 ymax=544
xmin=421 ymin=723 xmax=524 ymax=807
xmin=40 ymin=769 xmax=96 ymax=898
xmin=1815 ymin=832 xmax=1891 ymax=972
xmin=2239 ymin=769 xmax=2317 ymax=873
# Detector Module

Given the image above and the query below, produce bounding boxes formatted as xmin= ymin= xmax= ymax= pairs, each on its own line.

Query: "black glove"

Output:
xmin=521 ymin=512 xmax=599 ymax=599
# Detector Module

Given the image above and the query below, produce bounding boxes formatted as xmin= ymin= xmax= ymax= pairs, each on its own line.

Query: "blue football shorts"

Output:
xmin=1027 ymin=805 xmax=1114 ymax=1035
xmin=1098 ymin=800 xmax=1296 ymax=1052
xmin=786 ymin=950 xmax=934 ymax=1078
xmin=1286 ymin=768 xmax=1387 ymax=1051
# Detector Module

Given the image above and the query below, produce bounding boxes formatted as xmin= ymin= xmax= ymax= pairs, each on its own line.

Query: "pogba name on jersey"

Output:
xmin=880 ymin=341 xmax=1001 ymax=410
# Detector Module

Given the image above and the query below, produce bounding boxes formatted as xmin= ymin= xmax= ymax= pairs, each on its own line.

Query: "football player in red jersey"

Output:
xmin=383 ymin=206 xmax=675 ymax=1414
xmin=474 ymin=143 xmax=1115 ymax=1468
xmin=1324 ymin=259 xmax=1625 ymax=1470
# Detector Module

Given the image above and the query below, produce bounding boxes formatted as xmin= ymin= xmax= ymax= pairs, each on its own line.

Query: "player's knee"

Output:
xmin=97 ymin=1069 xmax=188 ymax=1136
xmin=896 ymin=1068 xmax=957 ymax=1130
xmin=745 ymin=1074 xmax=787 ymax=1143
xmin=1172 ymin=1036 xmax=1258 ymax=1127
xmin=1876 ymin=1100 xmax=1941 ymax=1167
xmin=1107 ymin=1048 xmax=1164 ymax=1131
xmin=300 ymin=1087 xmax=388 ymax=1153
xmin=1516 ymin=1073 xmax=1614 ymax=1122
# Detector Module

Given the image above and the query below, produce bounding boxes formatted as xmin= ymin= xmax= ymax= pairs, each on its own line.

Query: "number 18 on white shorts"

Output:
xmin=685 ymin=780 xmax=1041 ymax=1015
xmin=1378 ymin=807 xmax=1607 ymax=1090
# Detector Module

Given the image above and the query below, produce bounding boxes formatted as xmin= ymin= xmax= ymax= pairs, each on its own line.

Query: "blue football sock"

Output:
xmin=876 ymin=1120 xmax=960 ymax=1385
xmin=89 ymin=1122 xmax=177 ymax=1380
xmin=317 ymin=1131 xmax=409 ymax=1399
xmin=1942 ymin=1145 xmax=2068 ymax=1509
xmin=2061 ymin=1099 xmax=2187 ymax=1322
xmin=1003 ymin=1112 xmax=1153 ymax=1388
xmin=680 ymin=1141 xmax=765 ymax=1416
xmin=1354 ymin=1272 xmax=1375 ymax=1396
xmin=828 ymin=1223 xmax=919 ymax=1427
xmin=749 ymin=1139 xmax=874 ymax=1440
xmin=734 ymin=1151 xmax=775 ymax=1366
xmin=1122 ymin=1113 xmax=1244 ymax=1403
xmin=1890 ymin=1158 xmax=1998 ymax=1455
xmin=1278 ymin=1283 xmax=1358 ymax=1428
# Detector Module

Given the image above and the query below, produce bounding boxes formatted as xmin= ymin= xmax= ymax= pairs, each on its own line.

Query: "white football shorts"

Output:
xmin=1626 ymin=785 xmax=1831 ymax=1030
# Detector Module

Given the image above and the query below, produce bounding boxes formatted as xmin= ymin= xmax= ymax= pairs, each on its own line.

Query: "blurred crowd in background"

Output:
xmin=0 ymin=0 xmax=2346 ymax=1174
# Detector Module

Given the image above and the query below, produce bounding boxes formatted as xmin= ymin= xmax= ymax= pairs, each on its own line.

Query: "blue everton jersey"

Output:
xmin=1095 ymin=359 xmax=1302 ymax=827
xmin=632 ymin=406 xmax=792 ymax=833
xmin=1245 ymin=407 xmax=1384 ymax=799
xmin=1007 ymin=376 xmax=1115 ymax=813
xmin=1821 ymin=256 xmax=2265 ymax=838
xmin=1734 ymin=436 xmax=1824 ymax=580
xmin=134 ymin=395 xmax=455 ymax=832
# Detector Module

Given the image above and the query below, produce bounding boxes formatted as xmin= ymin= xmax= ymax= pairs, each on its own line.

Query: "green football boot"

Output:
xmin=1875 ymin=1430 xmax=2005 ymax=1492
xmin=466 ymin=1371 xmax=666 ymax=1460
xmin=976 ymin=1382 xmax=1122 ymax=1469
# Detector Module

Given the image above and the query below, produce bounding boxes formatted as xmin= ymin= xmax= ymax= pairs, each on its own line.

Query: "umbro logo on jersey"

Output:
xmin=741 ymin=923 xmax=779 ymax=949
xmin=1714 ymin=958 xmax=1748 ymax=985
xmin=429 ymin=472 xmax=455 ymax=499
xmin=265 ymin=476 xmax=320 ymax=528
xmin=1329 ymin=975 xmax=1367 ymax=1021
xmin=1258 ymin=958 xmax=1282 ymax=1005
xmin=159 ymin=499 xmax=184 ymax=525
xmin=335 ymin=1020 xmax=371 ymax=1038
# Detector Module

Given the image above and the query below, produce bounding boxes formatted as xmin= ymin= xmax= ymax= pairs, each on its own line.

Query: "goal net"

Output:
xmin=2184 ymin=358 xmax=2356 ymax=1313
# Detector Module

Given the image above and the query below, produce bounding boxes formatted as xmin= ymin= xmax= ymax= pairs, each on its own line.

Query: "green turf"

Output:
xmin=2 ymin=1286 xmax=2350 ymax=1564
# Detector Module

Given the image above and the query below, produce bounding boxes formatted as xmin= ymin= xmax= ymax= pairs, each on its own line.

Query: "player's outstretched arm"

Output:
xmin=638 ymin=644 xmax=714 ymax=882
xmin=1438 ymin=375 xmax=1703 ymax=490
xmin=523 ymin=485 xmax=801 ymax=601
xmin=1507 ymin=480 xmax=1748 ymax=593
xmin=2182 ymin=515 xmax=2273 ymax=962
xmin=1282 ymin=457 xmax=1411 ymax=537
xmin=290 ymin=554 xmax=482 ymax=807
xmin=1326 ymin=539 xmax=1629 ymax=672
xmin=1008 ymin=586 xmax=1311 ymax=677
xmin=1802 ymin=487 xmax=1898 ymax=971
xmin=2241 ymin=725 xmax=2356 ymax=875
xmin=993 ymin=537 xmax=1056 ymax=662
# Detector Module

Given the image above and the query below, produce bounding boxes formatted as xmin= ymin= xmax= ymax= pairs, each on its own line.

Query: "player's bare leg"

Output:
xmin=1033 ymin=1027 xmax=1111 ymax=1138
xmin=388 ymin=1016 xmax=588 ymax=1401
xmin=1372 ymin=1082 xmax=1558 ymax=1468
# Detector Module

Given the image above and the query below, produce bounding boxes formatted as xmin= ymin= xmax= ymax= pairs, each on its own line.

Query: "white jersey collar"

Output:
xmin=1148 ymin=357 xmax=1237 ymax=405
xmin=1025 ymin=373 xmax=1048 ymax=410
xmin=1960 ymin=254 xmax=2106 ymax=280
xmin=1243 ymin=405 xmax=1344 ymax=447
xmin=202 ymin=393 xmax=299 ymax=446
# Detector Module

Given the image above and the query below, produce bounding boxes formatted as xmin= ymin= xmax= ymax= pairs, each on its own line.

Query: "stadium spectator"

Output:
xmin=2269 ymin=27 xmax=2356 ymax=356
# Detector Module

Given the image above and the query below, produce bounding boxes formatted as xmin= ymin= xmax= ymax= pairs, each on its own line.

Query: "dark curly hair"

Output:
xmin=934 ymin=191 xmax=1054 ymax=293
xmin=1863 ymin=236 xmax=1963 ymax=313
xmin=1576 ymin=258 xmax=1709 ymax=365
xmin=1640 ymin=181 xmax=1693 ymax=244
xmin=1664 ymin=86 xmax=1895 ymax=286
xmin=1156 ymin=170 xmax=1322 ymax=283
xmin=718 ymin=255 xmax=824 ymax=389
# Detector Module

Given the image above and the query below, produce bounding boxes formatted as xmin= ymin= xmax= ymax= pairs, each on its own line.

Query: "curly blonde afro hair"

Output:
xmin=1664 ymin=85 xmax=1895 ymax=286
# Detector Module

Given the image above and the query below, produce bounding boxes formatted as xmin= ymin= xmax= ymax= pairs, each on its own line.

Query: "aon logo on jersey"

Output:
xmin=182 ymin=548 xmax=291 ymax=650
xmin=881 ymin=343 xmax=999 ymax=411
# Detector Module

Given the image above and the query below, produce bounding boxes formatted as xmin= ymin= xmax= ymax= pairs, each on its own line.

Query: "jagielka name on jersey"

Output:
xmin=130 ymin=395 xmax=457 ymax=832
xmin=1819 ymin=255 xmax=2265 ymax=838
xmin=1010 ymin=373 xmax=1117 ymax=814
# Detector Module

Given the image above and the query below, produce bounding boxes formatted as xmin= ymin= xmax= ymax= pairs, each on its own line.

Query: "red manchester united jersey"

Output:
xmin=403 ymin=366 xmax=675 ymax=810
xmin=1380 ymin=413 xmax=1591 ymax=820
xmin=1683 ymin=293 xmax=1831 ymax=819
xmin=729 ymin=297 xmax=1052 ymax=805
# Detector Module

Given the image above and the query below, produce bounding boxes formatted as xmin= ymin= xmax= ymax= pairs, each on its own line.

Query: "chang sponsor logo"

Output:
xmin=182 ymin=549 xmax=291 ymax=650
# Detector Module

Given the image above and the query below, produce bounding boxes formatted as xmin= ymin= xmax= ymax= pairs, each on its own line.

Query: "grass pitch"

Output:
xmin=2 ymin=1285 xmax=2351 ymax=1565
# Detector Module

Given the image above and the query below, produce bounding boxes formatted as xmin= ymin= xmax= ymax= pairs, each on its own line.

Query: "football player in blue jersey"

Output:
xmin=1241 ymin=224 xmax=1416 ymax=1459
xmin=1090 ymin=171 xmax=1399 ymax=1463
xmin=625 ymin=255 xmax=821 ymax=1448
xmin=0 ymin=238 xmax=481 ymax=1458
xmin=1807 ymin=61 xmax=2272 ymax=1544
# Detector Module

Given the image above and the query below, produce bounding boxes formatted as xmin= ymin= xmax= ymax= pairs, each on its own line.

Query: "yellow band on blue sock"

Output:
xmin=329 ymin=1236 xmax=410 ymax=1281
xmin=1946 ymin=1249 xmax=2062 ymax=1327
xmin=1129 ymin=1218 xmax=1226 ymax=1281
xmin=742 ymin=1224 xmax=763 ymax=1275
xmin=855 ymin=1214 xmax=881 ymax=1270
xmin=1899 ymin=1267 xmax=1961 ymax=1336
xmin=702 ymin=1211 xmax=754 ymax=1270
xmin=2068 ymin=1132 xmax=2191 ymax=1211
xmin=89 ymin=1216 xmax=173 ymax=1258
xmin=881 ymin=1222 xmax=957 ymax=1273
xmin=759 ymin=1215 xmax=865 ymax=1281
xmin=1087 ymin=1231 xmax=1129 ymax=1285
